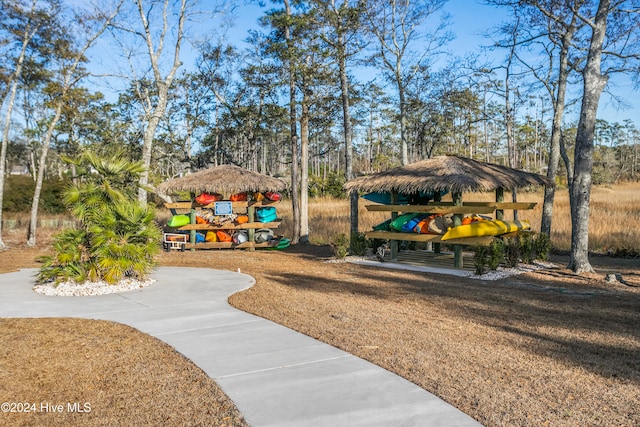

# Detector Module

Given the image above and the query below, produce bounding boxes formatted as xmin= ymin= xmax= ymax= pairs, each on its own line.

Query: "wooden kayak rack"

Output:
xmin=164 ymin=200 xmax=283 ymax=250
xmin=364 ymin=201 xmax=536 ymax=269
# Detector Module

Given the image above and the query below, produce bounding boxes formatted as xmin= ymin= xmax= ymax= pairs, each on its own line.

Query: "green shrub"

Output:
xmin=505 ymin=237 xmax=520 ymax=268
xmin=473 ymin=245 xmax=488 ymax=275
xmin=488 ymin=239 xmax=504 ymax=270
xmin=2 ymin=175 xmax=68 ymax=213
xmin=309 ymin=172 xmax=346 ymax=198
xmin=519 ymin=233 xmax=535 ymax=265
xmin=349 ymin=231 xmax=368 ymax=256
xmin=534 ymin=232 xmax=551 ymax=260
xmin=331 ymin=233 xmax=349 ymax=259
xmin=37 ymin=151 xmax=161 ymax=285
xmin=38 ymin=229 xmax=93 ymax=283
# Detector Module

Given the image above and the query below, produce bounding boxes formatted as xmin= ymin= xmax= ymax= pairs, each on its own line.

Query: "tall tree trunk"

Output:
xmin=541 ymin=14 xmax=577 ymax=237
xmin=139 ymin=99 xmax=167 ymax=201
xmin=214 ymin=109 xmax=220 ymax=166
xmin=27 ymin=103 xmax=63 ymax=247
xmin=505 ymin=69 xmax=515 ymax=169
xmin=560 ymin=131 xmax=574 ymax=188
xmin=261 ymin=138 xmax=267 ymax=174
xmin=505 ymin=62 xmax=519 ymax=220
xmin=0 ymin=1 xmax=39 ymax=249
xmin=183 ymin=90 xmax=193 ymax=174
xmin=0 ymin=78 xmax=21 ymax=249
xmin=135 ymin=0 xmax=186 ymax=203
xmin=504 ymin=16 xmax=518 ymax=170
xmin=300 ymin=87 xmax=310 ymax=244
xmin=336 ymin=32 xmax=358 ymax=242
xmin=284 ymin=0 xmax=300 ymax=244
xmin=568 ymin=0 xmax=610 ymax=274
xmin=399 ymin=83 xmax=409 ymax=165
xmin=25 ymin=1 xmax=120 ymax=246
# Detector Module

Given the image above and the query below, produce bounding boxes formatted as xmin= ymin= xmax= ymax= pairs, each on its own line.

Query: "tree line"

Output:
xmin=1 ymin=0 xmax=639 ymax=273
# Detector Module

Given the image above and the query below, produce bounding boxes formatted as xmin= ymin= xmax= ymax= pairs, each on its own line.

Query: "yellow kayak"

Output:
xmin=441 ymin=220 xmax=530 ymax=241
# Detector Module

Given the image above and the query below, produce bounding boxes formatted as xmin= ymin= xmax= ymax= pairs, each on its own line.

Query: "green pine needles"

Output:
xmin=37 ymin=151 xmax=161 ymax=285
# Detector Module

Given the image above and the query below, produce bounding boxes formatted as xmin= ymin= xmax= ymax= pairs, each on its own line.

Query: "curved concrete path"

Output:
xmin=0 ymin=267 xmax=481 ymax=426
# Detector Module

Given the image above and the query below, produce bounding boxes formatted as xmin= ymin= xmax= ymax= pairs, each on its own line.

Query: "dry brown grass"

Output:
xmin=10 ymin=182 xmax=639 ymax=253
xmin=174 ymin=249 xmax=640 ymax=427
xmin=273 ymin=183 xmax=640 ymax=253
xmin=1 ymin=183 xmax=639 ymax=427
xmin=0 ymin=236 xmax=247 ymax=427
xmin=2 ymin=244 xmax=638 ymax=426
xmin=0 ymin=318 xmax=246 ymax=427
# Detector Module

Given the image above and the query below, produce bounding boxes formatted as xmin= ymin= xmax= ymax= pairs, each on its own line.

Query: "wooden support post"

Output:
xmin=433 ymin=189 xmax=442 ymax=254
xmin=189 ymin=193 xmax=196 ymax=251
xmin=390 ymin=191 xmax=399 ymax=261
xmin=247 ymin=204 xmax=256 ymax=251
xmin=495 ymin=187 xmax=504 ymax=220
xmin=452 ymin=192 xmax=463 ymax=268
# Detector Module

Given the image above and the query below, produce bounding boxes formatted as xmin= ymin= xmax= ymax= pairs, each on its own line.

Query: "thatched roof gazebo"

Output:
xmin=157 ymin=165 xmax=288 ymax=251
xmin=157 ymin=164 xmax=287 ymax=196
xmin=344 ymin=155 xmax=551 ymax=195
xmin=344 ymin=155 xmax=552 ymax=269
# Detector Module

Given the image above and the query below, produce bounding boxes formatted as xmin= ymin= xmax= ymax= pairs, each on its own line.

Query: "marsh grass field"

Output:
xmin=5 ymin=182 xmax=640 ymax=255
xmin=273 ymin=182 xmax=640 ymax=254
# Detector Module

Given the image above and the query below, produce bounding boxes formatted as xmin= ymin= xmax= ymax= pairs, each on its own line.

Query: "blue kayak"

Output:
xmin=361 ymin=190 xmax=448 ymax=205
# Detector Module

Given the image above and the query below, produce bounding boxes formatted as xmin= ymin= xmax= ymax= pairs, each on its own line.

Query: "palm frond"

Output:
xmin=40 ymin=151 xmax=161 ymax=285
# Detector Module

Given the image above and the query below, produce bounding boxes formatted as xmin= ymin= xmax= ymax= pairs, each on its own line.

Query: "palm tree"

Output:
xmin=38 ymin=151 xmax=161 ymax=284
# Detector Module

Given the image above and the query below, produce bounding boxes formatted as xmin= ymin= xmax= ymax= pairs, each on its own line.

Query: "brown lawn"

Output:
xmin=1 ymin=236 xmax=638 ymax=427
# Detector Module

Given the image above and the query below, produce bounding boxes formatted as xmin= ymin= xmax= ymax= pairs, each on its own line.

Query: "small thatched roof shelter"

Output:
xmin=157 ymin=164 xmax=287 ymax=196
xmin=344 ymin=155 xmax=551 ymax=195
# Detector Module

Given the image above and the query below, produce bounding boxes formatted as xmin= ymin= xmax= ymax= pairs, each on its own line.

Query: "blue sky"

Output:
xmin=219 ymin=0 xmax=638 ymax=126
xmin=448 ymin=0 xmax=638 ymax=126
xmin=88 ymin=0 xmax=638 ymax=128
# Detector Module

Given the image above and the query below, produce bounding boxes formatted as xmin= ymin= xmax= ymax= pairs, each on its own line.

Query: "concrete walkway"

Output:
xmin=0 ymin=267 xmax=482 ymax=426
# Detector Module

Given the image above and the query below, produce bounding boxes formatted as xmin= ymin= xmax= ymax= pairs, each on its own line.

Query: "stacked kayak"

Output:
xmin=265 ymin=237 xmax=291 ymax=250
xmin=362 ymin=191 xmax=448 ymax=205
xmin=373 ymin=214 xmax=530 ymax=240
xmin=441 ymin=220 xmax=530 ymax=240
xmin=164 ymin=190 xmax=289 ymax=250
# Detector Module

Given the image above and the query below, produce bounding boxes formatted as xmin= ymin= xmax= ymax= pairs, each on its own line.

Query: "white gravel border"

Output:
xmin=468 ymin=260 xmax=557 ymax=280
xmin=33 ymin=278 xmax=156 ymax=297
xmin=339 ymin=256 xmax=557 ymax=280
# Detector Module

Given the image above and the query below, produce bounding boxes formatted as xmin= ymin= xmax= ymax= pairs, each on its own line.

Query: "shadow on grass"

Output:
xmin=490 ymin=323 xmax=640 ymax=381
xmin=260 ymin=262 xmax=640 ymax=382
xmin=279 ymin=243 xmax=334 ymax=260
